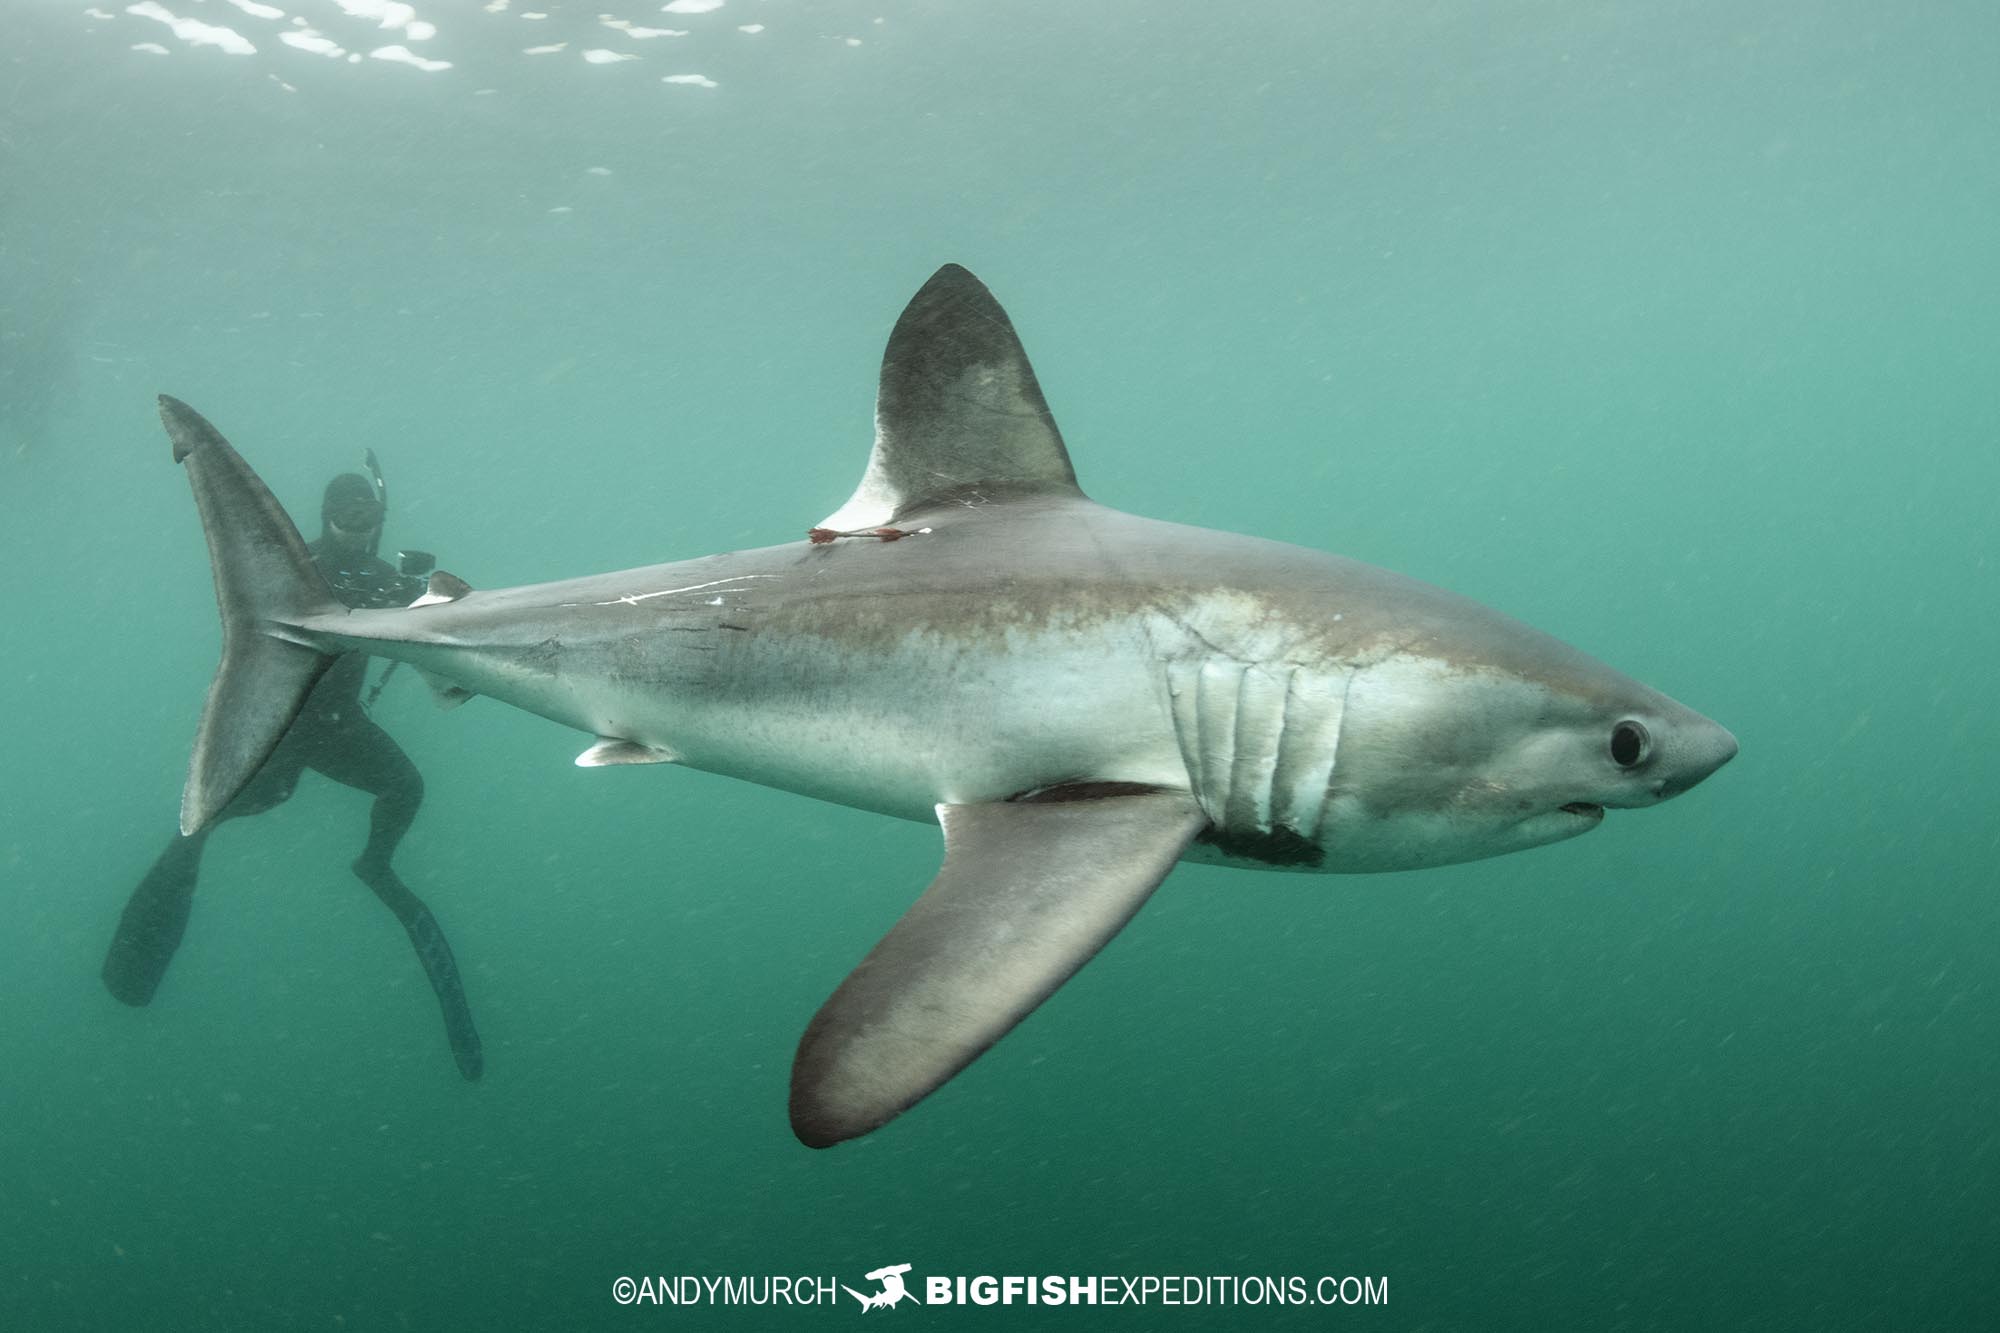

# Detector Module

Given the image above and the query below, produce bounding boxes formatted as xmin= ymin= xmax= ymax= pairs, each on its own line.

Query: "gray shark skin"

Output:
xmin=158 ymin=264 xmax=1736 ymax=1148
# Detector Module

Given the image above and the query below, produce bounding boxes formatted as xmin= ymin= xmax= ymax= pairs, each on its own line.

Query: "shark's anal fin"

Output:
xmin=819 ymin=264 xmax=1086 ymax=531
xmin=789 ymin=788 xmax=1206 ymax=1148
xmin=575 ymin=737 xmax=678 ymax=767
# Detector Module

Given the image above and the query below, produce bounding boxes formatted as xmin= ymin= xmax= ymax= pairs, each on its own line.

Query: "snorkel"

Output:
xmin=362 ymin=447 xmax=387 ymax=557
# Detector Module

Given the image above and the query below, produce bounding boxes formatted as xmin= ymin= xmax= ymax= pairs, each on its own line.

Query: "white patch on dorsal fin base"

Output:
xmin=409 ymin=569 xmax=472 ymax=608
xmin=818 ymin=264 xmax=1085 ymax=532
xmin=1166 ymin=660 xmax=1347 ymax=841
xmin=575 ymin=737 xmax=678 ymax=767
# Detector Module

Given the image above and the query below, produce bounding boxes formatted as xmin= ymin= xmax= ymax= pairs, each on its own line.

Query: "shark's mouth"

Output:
xmin=1559 ymin=802 xmax=1605 ymax=819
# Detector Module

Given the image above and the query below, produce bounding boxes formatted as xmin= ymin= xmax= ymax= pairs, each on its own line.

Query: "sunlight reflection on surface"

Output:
xmin=78 ymin=0 xmax=841 ymax=87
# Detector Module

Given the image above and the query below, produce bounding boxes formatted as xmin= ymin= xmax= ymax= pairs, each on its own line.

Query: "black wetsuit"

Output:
xmin=103 ymin=490 xmax=484 ymax=1081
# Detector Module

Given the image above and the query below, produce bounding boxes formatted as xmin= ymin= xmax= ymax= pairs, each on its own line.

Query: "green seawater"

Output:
xmin=3 ymin=2 xmax=1994 ymax=1328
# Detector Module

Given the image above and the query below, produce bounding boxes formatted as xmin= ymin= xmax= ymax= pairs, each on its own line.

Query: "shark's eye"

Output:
xmin=1610 ymin=720 xmax=1651 ymax=768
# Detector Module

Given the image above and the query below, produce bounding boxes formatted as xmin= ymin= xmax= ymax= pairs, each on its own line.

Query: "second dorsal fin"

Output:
xmin=409 ymin=569 xmax=472 ymax=608
xmin=819 ymin=265 xmax=1085 ymax=531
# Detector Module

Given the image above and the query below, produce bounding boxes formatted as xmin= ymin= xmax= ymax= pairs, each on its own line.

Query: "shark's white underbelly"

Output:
xmin=410 ymin=613 xmax=1196 ymax=827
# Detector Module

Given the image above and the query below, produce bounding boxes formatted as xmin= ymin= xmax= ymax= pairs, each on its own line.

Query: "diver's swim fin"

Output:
xmin=102 ymin=831 xmax=209 ymax=1006
xmin=356 ymin=859 xmax=484 ymax=1081
xmin=407 ymin=908 xmax=485 ymax=1082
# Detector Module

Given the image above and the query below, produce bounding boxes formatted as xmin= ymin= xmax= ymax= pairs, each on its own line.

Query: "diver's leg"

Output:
xmin=311 ymin=719 xmax=483 ymax=1081
xmin=329 ymin=721 xmax=425 ymax=881
xmin=102 ymin=827 xmax=211 ymax=1006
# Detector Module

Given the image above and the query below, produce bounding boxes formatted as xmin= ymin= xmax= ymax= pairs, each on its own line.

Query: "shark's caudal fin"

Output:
xmin=819 ymin=264 xmax=1088 ymax=532
xmin=158 ymin=395 xmax=345 ymax=835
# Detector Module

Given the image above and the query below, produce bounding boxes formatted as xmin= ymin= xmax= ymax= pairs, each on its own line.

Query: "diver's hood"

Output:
xmin=320 ymin=472 xmax=383 ymax=549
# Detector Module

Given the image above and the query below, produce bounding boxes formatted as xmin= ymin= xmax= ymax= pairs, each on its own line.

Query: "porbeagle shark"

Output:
xmin=158 ymin=264 xmax=1736 ymax=1147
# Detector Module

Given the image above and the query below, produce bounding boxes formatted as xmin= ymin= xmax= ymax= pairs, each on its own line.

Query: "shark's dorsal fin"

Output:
xmin=819 ymin=265 xmax=1085 ymax=531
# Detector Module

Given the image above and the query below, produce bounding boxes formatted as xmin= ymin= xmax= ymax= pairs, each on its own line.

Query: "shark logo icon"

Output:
xmin=844 ymin=1263 xmax=916 ymax=1311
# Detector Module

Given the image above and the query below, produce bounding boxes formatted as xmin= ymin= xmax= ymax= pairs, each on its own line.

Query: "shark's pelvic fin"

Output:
xmin=819 ymin=264 xmax=1085 ymax=532
xmin=417 ymin=669 xmax=476 ymax=710
xmin=575 ymin=737 xmax=678 ymax=767
xmin=160 ymin=395 xmax=344 ymax=836
xmin=789 ymin=788 xmax=1206 ymax=1148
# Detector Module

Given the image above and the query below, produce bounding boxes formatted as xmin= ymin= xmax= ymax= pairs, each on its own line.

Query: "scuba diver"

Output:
xmin=102 ymin=453 xmax=484 ymax=1081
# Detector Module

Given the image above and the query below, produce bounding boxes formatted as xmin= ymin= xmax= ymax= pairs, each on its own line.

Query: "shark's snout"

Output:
xmin=1588 ymin=711 xmax=1736 ymax=813
xmin=1660 ymin=718 xmax=1737 ymax=799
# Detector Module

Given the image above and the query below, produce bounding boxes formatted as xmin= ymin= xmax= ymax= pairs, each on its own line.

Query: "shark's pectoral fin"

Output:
xmin=789 ymin=789 xmax=1206 ymax=1148
xmin=819 ymin=264 xmax=1087 ymax=532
